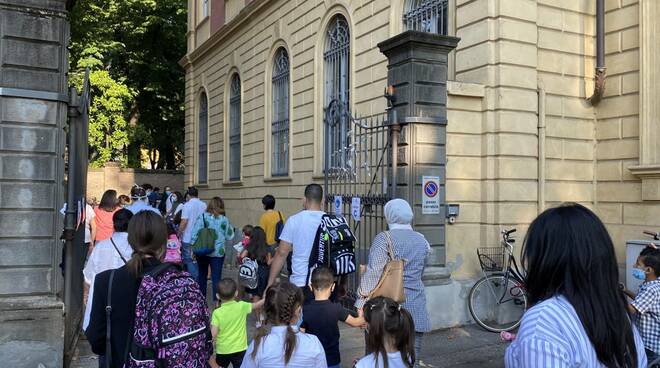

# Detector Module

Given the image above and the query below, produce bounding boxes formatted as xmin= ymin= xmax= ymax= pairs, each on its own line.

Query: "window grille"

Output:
xmin=324 ymin=15 xmax=350 ymax=169
xmin=403 ymin=0 xmax=449 ymax=35
xmin=229 ymin=75 xmax=241 ymax=181
xmin=272 ymin=48 xmax=290 ymax=177
xmin=198 ymin=93 xmax=208 ymax=184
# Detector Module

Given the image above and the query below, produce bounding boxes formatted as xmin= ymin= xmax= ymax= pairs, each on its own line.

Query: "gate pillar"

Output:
xmin=378 ymin=32 xmax=459 ymax=270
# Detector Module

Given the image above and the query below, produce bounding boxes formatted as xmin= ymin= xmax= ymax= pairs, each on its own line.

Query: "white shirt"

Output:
xmin=181 ymin=198 xmax=207 ymax=243
xmin=240 ymin=326 xmax=326 ymax=368
xmin=125 ymin=200 xmax=161 ymax=216
xmin=82 ymin=232 xmax=132 ymax=330
xmin=278 ymin=210 xmax=324 ymax=287
xmin=355 ymin=352 xmax=409 ymax=368
xmin=165 ymin=193 xmax=176 ymax=214
xmin=84 ymin=204 xmax=96 ymax=243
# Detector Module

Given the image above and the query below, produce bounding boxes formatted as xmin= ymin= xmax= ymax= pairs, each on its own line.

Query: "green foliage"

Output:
xmin=69 ymin=0 xmax=187 ymax=169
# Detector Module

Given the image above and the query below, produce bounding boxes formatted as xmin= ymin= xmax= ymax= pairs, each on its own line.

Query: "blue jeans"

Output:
xmin=197 ymin=255 xmax=224 ymax=300
xmin=181 ymin=242 xmax=198 ymax=280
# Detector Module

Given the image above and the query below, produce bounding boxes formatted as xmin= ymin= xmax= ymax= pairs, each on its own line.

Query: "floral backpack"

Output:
xmin=124 ymin=263 xmax=212 ymax=367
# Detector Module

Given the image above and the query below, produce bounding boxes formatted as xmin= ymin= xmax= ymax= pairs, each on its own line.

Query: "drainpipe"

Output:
xmin=587 ymin=0 xmax=606 ymax=105
xmin=538 ymin=86 xmax=546 ymax=212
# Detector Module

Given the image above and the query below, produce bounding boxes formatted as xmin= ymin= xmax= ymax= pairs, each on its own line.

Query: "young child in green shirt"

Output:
xmin=210 ymin=278 xmax=264 ymax=368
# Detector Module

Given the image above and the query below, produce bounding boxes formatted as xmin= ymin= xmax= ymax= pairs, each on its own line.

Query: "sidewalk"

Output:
xmin=71 ymin=323 xmax=507 ymax=368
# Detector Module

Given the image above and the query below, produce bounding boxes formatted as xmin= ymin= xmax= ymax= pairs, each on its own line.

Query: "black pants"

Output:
xmin=216 ymin=350 xmax=246 ymax=368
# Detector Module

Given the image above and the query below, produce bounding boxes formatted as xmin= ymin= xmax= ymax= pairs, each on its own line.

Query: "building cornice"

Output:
xmin=179 ymin=0 xmax=273 ymax=69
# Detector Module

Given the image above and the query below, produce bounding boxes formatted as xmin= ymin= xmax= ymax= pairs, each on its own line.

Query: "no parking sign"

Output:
xmin=422 ymin=176 xmax=440 ymax=214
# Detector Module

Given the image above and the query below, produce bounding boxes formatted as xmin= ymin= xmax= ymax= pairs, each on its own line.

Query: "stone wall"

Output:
xmin=0 ymin=0 xmax=69 ymax=366
xmin=86 ymin=163 xmax=185 ymax=201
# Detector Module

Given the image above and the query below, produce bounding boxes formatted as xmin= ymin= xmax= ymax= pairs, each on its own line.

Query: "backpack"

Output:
xmin=192 ymin=214 xmax=216 ymax=256
xmin=164 ymin=234 xmax=182 ymax=264
xmin=239 ymin=257 xmax=259 ymax=290
xmin=124 ymin=263 xmax=212 ymax=368
xmin=306 ymin=214 xmax=357 ymax=284
xmin=274 ymin=211 xmax=284 ymax=243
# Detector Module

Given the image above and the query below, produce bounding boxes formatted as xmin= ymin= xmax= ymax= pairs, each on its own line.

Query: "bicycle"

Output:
xmin=468 ymin=228 xmax=528 ymax=333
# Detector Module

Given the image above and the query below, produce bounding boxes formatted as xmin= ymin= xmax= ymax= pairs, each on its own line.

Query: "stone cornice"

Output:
xmin=179 ymin=0 xmax=273 ymax=69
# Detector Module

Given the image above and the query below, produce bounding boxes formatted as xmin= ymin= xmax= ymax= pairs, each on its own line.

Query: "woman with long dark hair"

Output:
xmin=94 ymin=189 xmax=119 ymax=243
xmin=505 ymin=203 xmax=647 ymax=367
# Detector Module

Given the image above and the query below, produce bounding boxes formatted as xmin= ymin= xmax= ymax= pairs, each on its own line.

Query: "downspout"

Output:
xmin=587 ymin=0 xmax=606 ymax=105
xmin=538 ymin=86 xmax=546 ymax=212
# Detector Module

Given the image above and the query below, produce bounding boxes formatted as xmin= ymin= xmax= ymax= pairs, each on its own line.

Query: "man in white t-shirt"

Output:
xmin=178 ymin=186 xmax=207 ymax=280
xmin=267 ymin=184 xmax=325 ymax=302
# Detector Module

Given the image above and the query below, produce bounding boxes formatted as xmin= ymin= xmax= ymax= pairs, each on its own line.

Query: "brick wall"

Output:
xmin=86 ymin=163 xmax=184 ymax=201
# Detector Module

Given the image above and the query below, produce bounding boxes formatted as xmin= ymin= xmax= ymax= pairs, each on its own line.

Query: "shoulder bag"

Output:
xmin=365 ymin=231 xmax=406 ymax=303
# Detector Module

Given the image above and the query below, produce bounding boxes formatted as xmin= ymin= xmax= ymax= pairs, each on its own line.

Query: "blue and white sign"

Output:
xmin=422 ymin=176 xmax=440 ymax=214
xmin=333 ymin=195 xmax=343 ymax=216
xmin=351 ymin=197 xmax=361 ymax=222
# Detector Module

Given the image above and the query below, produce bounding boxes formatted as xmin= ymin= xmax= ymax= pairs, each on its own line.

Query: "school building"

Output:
xmin=180 ymin=0 xmax=659 ymax=328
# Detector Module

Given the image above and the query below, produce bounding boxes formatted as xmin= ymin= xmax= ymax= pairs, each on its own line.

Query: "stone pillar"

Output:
xmin=379 ymin=32 xmax=461 ymax=330
xmin=378 ymin=31 xmax=459 ymax=268
xmin=0 ymin=1 xmax=70 ymax=367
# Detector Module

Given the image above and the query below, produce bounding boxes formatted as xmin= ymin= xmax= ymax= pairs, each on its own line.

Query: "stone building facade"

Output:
xmin=181 ymin=0 xmax=659 ymax=328
xmin=0 ymin=0 xmax=73 ymax=366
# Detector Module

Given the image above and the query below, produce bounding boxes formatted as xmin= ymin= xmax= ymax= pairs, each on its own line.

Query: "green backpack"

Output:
xmin=192 ymin=214 xmax=217 ymax=256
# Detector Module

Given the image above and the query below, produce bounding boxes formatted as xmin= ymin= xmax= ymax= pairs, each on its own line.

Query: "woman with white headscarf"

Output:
xmin=355 ymin=198 xmax=431 ymax=366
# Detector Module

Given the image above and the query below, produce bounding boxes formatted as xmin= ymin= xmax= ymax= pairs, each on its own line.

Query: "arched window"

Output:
xmin=198 ymin=92 xmax=208 ymax=184
xmin=229 ymin=74 xmax=241 ymax=181
xmin=403 ymin=0 xmax=448 ymax=34
xmin=324 ymin=15 xmax=350 ymax=170
xmin=271 ymin=48 xmax=290 ymax=177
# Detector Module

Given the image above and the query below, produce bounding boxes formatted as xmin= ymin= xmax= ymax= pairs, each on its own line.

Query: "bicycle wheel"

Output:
xmin=468 ymin=273 xmax=527 ymax=332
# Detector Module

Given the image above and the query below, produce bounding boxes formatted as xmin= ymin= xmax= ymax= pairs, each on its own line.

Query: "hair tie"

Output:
xmin=397 ymin=305 xmax=402 ymax=311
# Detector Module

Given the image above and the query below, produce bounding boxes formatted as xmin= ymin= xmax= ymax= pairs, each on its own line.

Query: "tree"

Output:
xmin=69 ymin=0 xmax=187 ymax=169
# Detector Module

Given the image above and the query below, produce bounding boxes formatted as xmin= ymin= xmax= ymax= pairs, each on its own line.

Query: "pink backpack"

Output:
xmin=164 ymin=234 xmax=182 ymax=264
xmin=124 ymin=264 xmax=212 ymax=367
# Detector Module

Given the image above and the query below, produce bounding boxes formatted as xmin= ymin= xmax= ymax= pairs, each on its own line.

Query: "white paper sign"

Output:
xmin=333 ymin=196 xmax=343 ymax=216
xmin=351 ymin=197 xmax=361 ymax=221
xmin=422 ymin=176 xmax=440 ymax=214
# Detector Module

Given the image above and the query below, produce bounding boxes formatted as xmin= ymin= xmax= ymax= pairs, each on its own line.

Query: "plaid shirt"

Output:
xmin=632 ymin=279 xmax=660 ymax=353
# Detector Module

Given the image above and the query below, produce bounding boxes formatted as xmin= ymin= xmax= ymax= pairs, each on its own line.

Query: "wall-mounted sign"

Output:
xmin=351 ymin=197 xmax=361 ymax=221
xmin=422 ymin=176 xmax=440 ymax=215
xmin=333 ymin=195 xmax=343 ymax=216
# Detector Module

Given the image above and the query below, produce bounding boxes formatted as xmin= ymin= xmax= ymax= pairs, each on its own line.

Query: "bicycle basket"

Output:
xmin=477 ymin=247 xmax=505 ymax=272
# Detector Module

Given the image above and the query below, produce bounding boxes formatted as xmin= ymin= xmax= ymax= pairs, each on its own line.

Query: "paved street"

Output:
xmin=71 ymin=323 xmax=507 ymax=368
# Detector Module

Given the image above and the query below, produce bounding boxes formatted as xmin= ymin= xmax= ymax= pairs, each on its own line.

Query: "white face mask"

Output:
xmin=146 ymin=190 xmax=153 ymax=195
xmin=171 ymin=195 xmax=177 ymax=202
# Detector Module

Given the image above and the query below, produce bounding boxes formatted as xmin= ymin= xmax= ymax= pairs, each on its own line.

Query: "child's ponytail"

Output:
xmin=364 ymin=297 xmax=416 ymax=368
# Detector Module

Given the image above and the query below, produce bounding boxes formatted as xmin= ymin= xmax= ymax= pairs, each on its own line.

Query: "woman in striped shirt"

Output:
xmin=505 ymin=203 xmax=647 ymax=367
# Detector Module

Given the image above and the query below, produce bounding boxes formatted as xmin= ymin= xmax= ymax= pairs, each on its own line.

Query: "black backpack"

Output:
xmin=306 ymin=214 xmax=356 ymax=284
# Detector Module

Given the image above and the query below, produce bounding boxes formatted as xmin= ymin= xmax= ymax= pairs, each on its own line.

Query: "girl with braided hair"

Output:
xmin=354 ymin=296 xmax=416 ymax=368
xmin=241 ymin=281 xmax=327 ymax=367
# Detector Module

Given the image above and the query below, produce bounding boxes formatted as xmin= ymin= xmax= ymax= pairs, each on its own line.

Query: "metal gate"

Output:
xmin=63 ymin=69 xmax=91 ymax=363
xmin=323 ymin=99 xmax=393 ymax=309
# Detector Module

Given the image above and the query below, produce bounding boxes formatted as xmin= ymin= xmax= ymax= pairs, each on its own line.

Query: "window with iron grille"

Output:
xmin=198 ymin=92 xmax=208 ymax=184
xmin=324 ymin=15 xmax=350 ymax=169
xmin=403 ymin=0 xmax=449 ymax=35
xmin=271 ymin=48 xmax=290 ymax=177
xmin=229 ymin=74 xmax=241 ymax=181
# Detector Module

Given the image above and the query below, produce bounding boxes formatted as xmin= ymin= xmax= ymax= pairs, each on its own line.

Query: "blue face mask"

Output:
xmin=295 ymin=309 xmax=303 ymax=328
xmin=633 ymin=268 xmax=647 ymax=281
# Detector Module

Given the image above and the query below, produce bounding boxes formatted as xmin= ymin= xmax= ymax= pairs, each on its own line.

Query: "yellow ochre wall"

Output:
xmin=181 ymin=0 xmax=656 ymax=282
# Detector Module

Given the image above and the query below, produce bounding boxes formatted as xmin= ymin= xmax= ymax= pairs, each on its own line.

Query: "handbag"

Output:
xmin=365 ymin=231 xmax=406 ymax=303
xmin=192 ymin=214 xmax=217 ymax=256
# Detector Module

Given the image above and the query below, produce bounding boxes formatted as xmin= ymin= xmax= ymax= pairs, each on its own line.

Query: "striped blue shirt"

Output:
xmin=505 ymin=296 xmax=647 ymax=367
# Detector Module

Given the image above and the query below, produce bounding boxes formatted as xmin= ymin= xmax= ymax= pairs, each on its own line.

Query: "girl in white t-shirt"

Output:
xmin=355 ymin=297 xmax=416 ymax=368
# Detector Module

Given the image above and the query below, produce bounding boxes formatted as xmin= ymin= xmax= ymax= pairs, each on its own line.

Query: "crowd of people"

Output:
xmin=78 ymin=182 xmax=660 ymax=368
